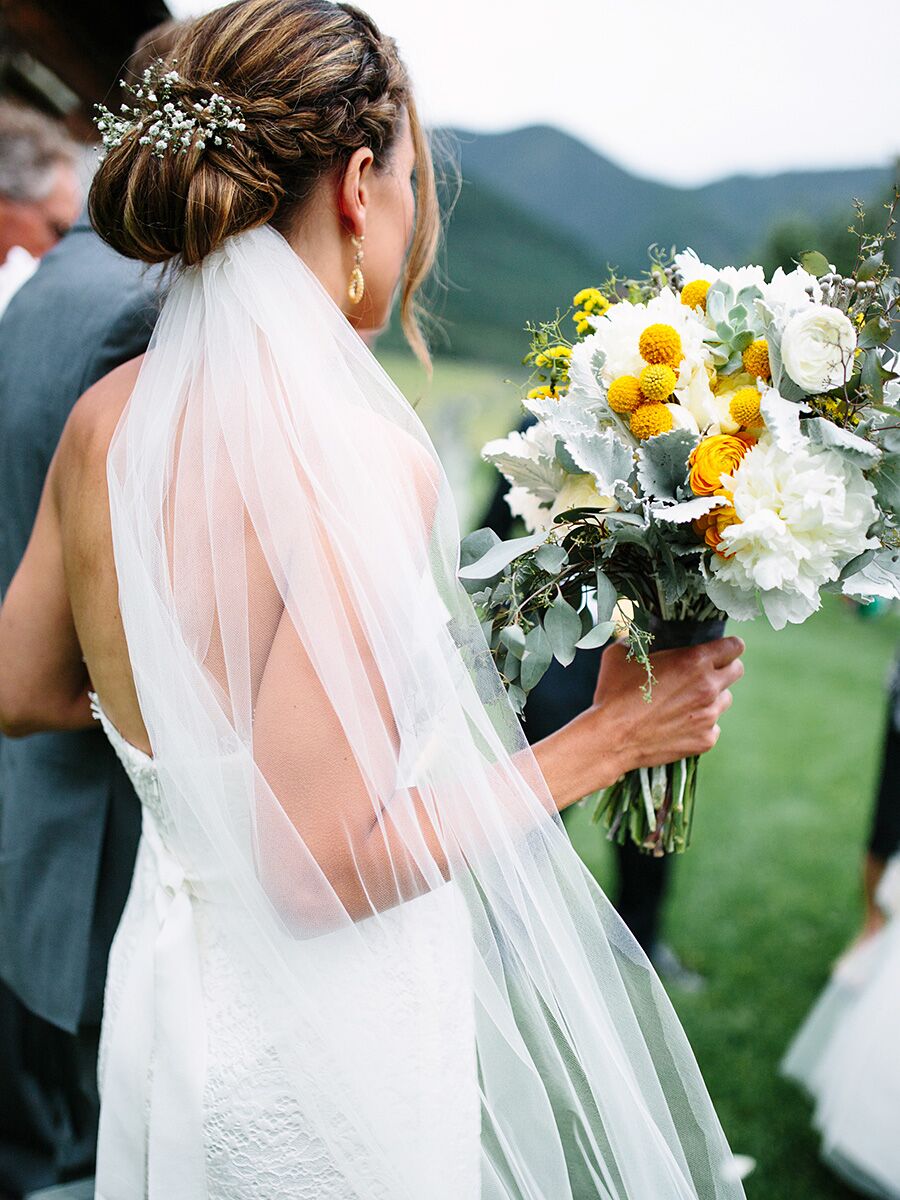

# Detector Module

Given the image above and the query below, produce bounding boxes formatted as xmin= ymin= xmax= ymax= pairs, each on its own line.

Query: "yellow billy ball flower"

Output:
xmin=741 ymin=338 xmax=770 ymax=379
xmin=630 ymin=403 xmax=674 ymax=440
xmin=729 ymin=386 xmax=762 ymax=427
xmin=535 ymin=345 xmax=571 ymax=368
xmin=526 ymin=385 xmax=561 ymax=401
xmin=607 ymin=375 xmax=643 ymax=413
xmin=681 ymin=279 xmax=711 ymax=311
xmin=639 ymin=362 xmax=678 ymax=403
xmin=574 ymin=287 xmax=610 ymax=315
xmin=638 ymin=323 xmax=683 ymax=367
xmin=689 ymin=434 xmax=752 ymax=496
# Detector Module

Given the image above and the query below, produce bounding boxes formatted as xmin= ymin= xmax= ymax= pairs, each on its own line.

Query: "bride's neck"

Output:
xmin=286 ymin=207 xmax=351 ymax=318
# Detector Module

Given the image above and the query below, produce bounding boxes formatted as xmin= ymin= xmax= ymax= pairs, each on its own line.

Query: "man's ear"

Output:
xmin=338 ymin=146 xmax=375 ymax=238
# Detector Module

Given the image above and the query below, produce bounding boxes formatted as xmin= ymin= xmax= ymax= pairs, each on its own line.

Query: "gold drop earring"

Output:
xmin=348 ymin=234 xmax=365 ymax=305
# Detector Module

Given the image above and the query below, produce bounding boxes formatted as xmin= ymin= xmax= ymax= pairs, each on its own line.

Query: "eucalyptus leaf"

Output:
xmin=520 ymin=622 xmax=553 ymax=691
xmin=507 ymin=684 xmax=526 ymax=714
xmin=534 ymin=543 xmax=568 ymax=574
xmin=857 ymin=251 xmax=884 ymax=282
xmin=858 ymin=317 xmax=892 ymax=350
xmin=798 ymin=250 xmax=830 ymax=277
xmin=499 ymin=624 xmax=526 ymax=659
xmin=544 ymin=594 xmax=582 ymax=666
xmin=595 ymin=569 xmax=618 ymax=622
xmin=576 ymin=620 xmax=616 ymax=650
xmin=460 ymin=526 xmax=500 ymax=569
xmin=502 ymin=649 xmax=521 ymax=683
xmin=458 ymin=530 xmax=548 ymax=580
xmin=861 ymin=350 xmax=893 ymax=403
xmin=871 ymin=453 xmax=900 ymax=517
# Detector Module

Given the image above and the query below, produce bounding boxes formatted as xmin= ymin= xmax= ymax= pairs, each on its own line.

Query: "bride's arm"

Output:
xmin=0 ymin=456 xmax=91 ymax=736
xmin=251 ymin=597 xmax=743 ymax=926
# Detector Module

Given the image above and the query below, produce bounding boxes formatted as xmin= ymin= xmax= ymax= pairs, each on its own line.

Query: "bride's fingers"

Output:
xmin=707 ymin=636 xmax=745 ymax=668
xmin=716 ymin=657 xmax=745 ymax=688
xmin=716 ymin=689 xmax=733 ymax=716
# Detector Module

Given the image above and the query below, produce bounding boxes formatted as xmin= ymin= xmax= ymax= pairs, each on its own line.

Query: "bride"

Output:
xmin=0 ymin=2 xmax=747 ymax=1197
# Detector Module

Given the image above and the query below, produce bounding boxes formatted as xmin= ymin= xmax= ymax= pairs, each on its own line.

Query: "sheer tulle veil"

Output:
xmin=106 ymin=224 xmax=745 ymax=1199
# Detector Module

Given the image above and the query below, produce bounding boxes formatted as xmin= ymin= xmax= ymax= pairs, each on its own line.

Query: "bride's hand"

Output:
xmin=532 ymin=637 xmax=745 ymax=812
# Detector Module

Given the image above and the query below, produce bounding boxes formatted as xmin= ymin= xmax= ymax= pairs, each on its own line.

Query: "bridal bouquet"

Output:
xmin=460 ymin=201 xmax=900 ymax=854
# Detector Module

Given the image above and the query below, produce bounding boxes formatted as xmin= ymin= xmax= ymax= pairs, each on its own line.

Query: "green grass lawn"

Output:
xmin=567 ymin=598 xmax=898 ymax=1199
xmin=384 ymin=350 xmax=900 ymax=1199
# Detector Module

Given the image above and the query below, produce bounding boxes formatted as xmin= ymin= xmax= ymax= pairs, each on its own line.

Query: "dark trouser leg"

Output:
xmin=0 ymin=981 xmax=98 ymax=1198
xmin=868 ymin=688 xmax=900 ymax=863
xmin=613 ymin=840 xmax=672 ymax=953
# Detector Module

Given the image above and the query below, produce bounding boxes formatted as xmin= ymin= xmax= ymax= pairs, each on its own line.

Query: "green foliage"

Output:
xmin=567 ymin=597 xmax=900 ymax=1199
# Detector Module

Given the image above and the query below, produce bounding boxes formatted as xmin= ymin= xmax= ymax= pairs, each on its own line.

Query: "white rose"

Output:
xmin=675 ymin=364 xmax=740 ymax=435
xmin=780 ymin=305 xmax=856 ymax=393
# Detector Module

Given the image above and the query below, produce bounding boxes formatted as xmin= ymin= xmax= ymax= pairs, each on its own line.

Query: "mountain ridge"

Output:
xmin=379 ymin=124 xmax=895 ymax=363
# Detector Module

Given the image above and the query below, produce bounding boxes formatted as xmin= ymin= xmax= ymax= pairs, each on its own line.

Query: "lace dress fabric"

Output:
xmin=92 ymin=697 xmax=481 ymax=1199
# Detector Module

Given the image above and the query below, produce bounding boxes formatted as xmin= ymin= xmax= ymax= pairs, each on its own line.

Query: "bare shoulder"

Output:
xmin=54 ymin=356 xmax=145 ymax=484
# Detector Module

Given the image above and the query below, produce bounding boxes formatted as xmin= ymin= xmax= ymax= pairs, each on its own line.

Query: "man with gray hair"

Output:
xmin=0 ymin=104 xmax=81 ymax=318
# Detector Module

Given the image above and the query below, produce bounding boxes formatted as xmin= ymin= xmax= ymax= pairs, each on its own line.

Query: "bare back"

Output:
xmin=56 ymin=356 xmax=152 ymax=753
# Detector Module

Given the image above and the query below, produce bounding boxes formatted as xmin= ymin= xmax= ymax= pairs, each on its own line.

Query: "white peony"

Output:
xmin=764 ymin=264 xmax=821 ymax=315
xmin=674 ymin=248 xmax=766 ymax=294
xmin=705 ymin=437 xmax=878 ymax=628
xmin=780 ymin=305 xmax=857 ymax=394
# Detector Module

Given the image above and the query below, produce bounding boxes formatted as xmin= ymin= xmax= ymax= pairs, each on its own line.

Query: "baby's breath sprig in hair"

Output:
xmin=94 ymin=59 xmax=247 ymax=160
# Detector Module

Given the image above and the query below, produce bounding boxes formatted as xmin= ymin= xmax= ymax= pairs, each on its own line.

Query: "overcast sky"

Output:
xmin=168 ymin=0 xmax=898 ymax=186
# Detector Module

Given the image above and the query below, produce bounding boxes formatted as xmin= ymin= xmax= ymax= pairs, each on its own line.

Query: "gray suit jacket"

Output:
xmin=0 ymin=214 xmax=160 ymax=1032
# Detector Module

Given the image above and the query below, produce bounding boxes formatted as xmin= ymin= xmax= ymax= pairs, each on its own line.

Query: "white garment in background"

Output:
xmin=0 ymin=246 xmax=37 ymax=319
xmin=783 ymin=858 xmax=900 ymax=1198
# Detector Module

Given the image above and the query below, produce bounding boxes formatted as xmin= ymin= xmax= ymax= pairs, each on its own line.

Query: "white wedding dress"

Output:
xmin=91 ymin=694 xmax=480 ymax=1200
xmin=782 ymin=858 xmax=900 ymax=1198
xmin=92 ymin=224 xmax=747 ymax=1200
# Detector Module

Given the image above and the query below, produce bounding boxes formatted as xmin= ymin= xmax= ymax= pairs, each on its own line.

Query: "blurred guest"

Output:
xmin=482 ymin=464 xmax=701 ymax=986
xmin=858 ymin=652 xmax=900 ymax=939
xmin=782 ymin=859 xmax=900 ymax=1198
xmin=0 ymin=104 xmax=81 ymax=316
xmin=0 ymin=27 xmax=179 ymax=1197
xmin=782 ymin=651 xmax=900 ymax=1198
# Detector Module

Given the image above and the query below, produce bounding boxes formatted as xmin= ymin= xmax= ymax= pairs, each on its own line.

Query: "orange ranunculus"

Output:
xmin=688 ymin=434 xmax=752 ymax=496
xmin=694 ymin=496 xmax=738 ymax=555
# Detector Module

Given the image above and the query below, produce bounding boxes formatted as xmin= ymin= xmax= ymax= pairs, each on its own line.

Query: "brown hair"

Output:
xmin=89 ymin=0 xmax=438 ymax=360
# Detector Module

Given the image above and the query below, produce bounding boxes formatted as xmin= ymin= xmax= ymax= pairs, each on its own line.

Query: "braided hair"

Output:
xmin=90 ymin=0 xmax=438 ymax=358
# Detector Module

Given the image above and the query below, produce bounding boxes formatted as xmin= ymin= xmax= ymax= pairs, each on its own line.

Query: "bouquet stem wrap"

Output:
xmin=592 ymin=614 xmax=726 ymax=856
